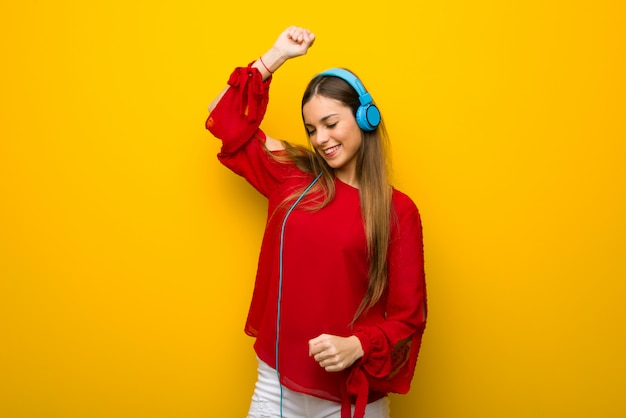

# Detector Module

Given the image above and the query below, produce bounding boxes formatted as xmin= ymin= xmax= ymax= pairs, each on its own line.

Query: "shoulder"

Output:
xmin=390 ymin=188 xmax=424 ymax=239
xmin=391 ymin=187 xmax=419 ymax=216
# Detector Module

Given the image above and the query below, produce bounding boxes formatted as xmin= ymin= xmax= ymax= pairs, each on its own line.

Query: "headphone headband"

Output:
xmin=317 ymin=68 xmax=381 ymax=131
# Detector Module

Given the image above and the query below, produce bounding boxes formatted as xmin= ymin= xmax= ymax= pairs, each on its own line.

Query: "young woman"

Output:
xmin=206 ymin=26 xmax=427 ymax=418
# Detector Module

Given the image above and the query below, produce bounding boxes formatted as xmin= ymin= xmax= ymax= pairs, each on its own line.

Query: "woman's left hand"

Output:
xmin=308 ymin=334 xmax=364 ymax=372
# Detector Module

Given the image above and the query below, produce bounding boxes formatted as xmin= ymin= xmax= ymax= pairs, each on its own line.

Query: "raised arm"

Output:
xmin=207 ymin=26 xmax=316 ymax=113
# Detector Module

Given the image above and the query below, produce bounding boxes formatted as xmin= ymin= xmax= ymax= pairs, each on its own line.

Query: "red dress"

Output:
xmin=206 ymin=63 xmax=427 ymax=418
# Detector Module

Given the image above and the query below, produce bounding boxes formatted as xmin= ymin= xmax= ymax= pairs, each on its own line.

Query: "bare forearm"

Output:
xmin=207 ymin=26 xmax=315 ymax=114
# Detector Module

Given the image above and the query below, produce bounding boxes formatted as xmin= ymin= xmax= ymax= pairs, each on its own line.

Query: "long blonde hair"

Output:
xmin=273 ymin=72 xmax=393 ymax=322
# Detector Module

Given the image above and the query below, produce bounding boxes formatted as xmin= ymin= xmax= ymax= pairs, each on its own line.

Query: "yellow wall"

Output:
xmin=1 ymin=1 xmax=625 ymax=417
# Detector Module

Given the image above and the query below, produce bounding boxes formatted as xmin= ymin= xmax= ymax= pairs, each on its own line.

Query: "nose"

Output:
xmin=314 ymin=129 xmax=330 ymax=146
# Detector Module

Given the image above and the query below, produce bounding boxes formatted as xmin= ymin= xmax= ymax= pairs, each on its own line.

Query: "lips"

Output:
xmin=323 ymin=145 xmax=341 ymax=156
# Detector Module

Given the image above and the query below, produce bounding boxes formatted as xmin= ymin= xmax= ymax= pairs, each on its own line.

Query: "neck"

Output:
xmin=335 ymin=170 xmax=359 ymax=189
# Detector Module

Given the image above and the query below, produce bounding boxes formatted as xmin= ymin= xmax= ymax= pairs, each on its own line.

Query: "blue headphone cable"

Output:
xmin=276 ymin=171 xmax=323 ymax=417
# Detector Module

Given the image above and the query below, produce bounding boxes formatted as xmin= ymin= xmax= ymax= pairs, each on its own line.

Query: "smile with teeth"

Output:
xmin=323 ymin=145 xmax=341 ymax=156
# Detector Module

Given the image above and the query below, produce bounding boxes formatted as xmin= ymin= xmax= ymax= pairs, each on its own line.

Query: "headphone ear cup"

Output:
xmin=356 ymin=103 xmax=381 ymax=131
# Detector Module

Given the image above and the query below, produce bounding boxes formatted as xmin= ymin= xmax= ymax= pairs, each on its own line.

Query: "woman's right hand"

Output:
xmin=209 ymin=26 xmax=316 ymax=114
xmin=254 ymin=26 xmax=315 ymax=78
xmin=272 ymin=26 xmax=316 ymax=60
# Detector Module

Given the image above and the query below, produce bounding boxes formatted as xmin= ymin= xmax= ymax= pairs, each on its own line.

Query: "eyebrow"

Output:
xmin=304 ymin=113 xmax=339 ymax=126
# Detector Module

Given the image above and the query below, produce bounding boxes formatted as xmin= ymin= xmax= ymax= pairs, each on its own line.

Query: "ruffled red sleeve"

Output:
xmin=206 ymin=63 xmax=296 ymax=197
xmin=342 ymin=191 xmax=428 ymax=418
xmin=206 ymin=62 xmax=271 ymax=155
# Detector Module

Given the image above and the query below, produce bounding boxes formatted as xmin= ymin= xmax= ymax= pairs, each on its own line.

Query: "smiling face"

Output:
xmin=302 ymin=94 xmax=363 ymax=187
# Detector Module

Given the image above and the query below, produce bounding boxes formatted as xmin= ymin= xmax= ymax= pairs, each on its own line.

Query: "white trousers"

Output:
xmin=247 ymin=357 xmax=390 ymax=418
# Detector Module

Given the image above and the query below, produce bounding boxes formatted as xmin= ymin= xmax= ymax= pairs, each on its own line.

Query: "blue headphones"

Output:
xmin=317 ymin=68 xmax=381 ymax=132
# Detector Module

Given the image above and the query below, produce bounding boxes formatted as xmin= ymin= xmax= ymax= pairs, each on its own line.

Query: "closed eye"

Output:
xmin=305 ymin=119 xmax=338 ymax=136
